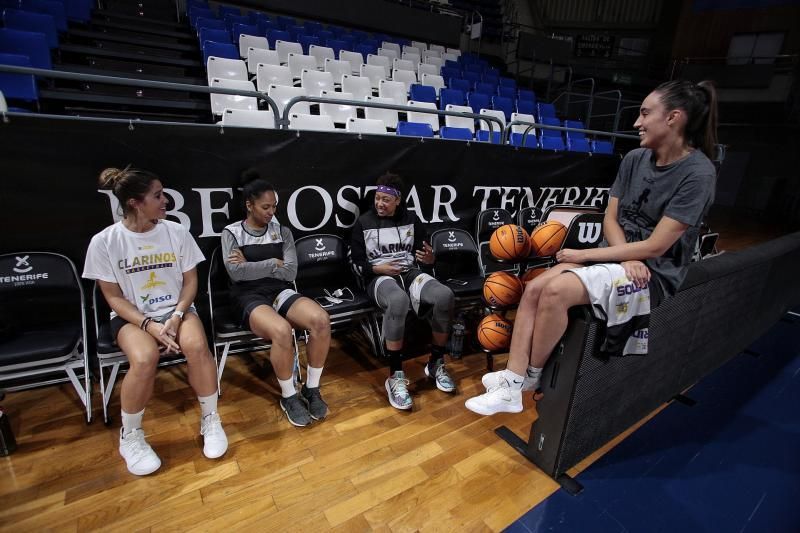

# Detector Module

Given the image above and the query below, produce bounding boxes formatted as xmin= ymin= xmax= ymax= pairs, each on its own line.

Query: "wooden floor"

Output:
xmin=0 ymin=213 xmax=792 ymax=532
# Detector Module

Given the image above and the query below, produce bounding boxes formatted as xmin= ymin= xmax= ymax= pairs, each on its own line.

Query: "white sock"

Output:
xmin=503 ymin=369 xmax=526 ymax=390
xmin=277 ymin=376 xmax=296 ymax=398
xmin=121 ymin=408 xmax=144 ymax=437
xmin=198 ymin=393 xmax=218 ymax=418
xmin=527 ymin=366 xmax=543 ymax=381
xmin=306 ymin=365 xmax=324 ymax=388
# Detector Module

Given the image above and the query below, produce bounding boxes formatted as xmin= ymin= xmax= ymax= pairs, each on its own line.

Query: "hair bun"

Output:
xmin=240 ymin=168 xmax=262 ymax=187
xmin=98 ymin=167 xmax=125 ymax=189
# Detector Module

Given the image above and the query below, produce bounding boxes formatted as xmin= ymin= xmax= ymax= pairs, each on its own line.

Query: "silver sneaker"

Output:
xmin=482 ymin=370 xmax=539 ymax=392
xmin=385 ymin=371 xmax=413 ymax=410
xmin=465 ymin=377 xmax=523 ymax=416
xmin=200 ymin=412 xmax=228 ymax=459
xmin=425 ymin=360 xmax=456 ymax=393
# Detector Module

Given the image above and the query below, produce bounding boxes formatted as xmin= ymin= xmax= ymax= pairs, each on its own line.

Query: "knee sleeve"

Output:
xmin=374 ymin=280 xmax=410 ymax=342
xmin=422 ymin=282 xmax=455 ymax=334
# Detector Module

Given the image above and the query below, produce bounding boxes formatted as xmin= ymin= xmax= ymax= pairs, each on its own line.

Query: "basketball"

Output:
xmin=489 ymin=224 xmax=530 ymax=261
xmin=483 ymin=271 xmax=524 ymax=307
xmin=521 ymin=266 xmax=548 ymax=284
xmin=530 ymin=220 xmax=567 ymax=257
xmin=477 ymin=313 xmax=513 ymax=352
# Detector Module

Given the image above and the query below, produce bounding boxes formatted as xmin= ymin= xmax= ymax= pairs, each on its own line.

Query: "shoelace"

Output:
xmin=124 ymin=431 xmax=150 ymax=456
xmin=201 ymin=414 xmax=222 ymax=436
xmin=435 ymin=364 xmax=452 ymax=383
xmin=391 ymin=377 xmax=411 ymax=400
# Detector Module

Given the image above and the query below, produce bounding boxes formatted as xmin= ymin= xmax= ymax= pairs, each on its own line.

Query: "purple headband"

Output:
xmin=376 ymin=185 xmax=400 ymax=198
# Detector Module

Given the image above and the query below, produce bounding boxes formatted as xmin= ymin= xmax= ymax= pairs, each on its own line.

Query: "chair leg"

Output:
xmin=292 ymin=329 xmax=302 ymax=386
xmin=217 ymin=342 xmax=231 ymax=397
xmin=102 ymin=362 xmax=122 ymax=425
xmin=64 ymin=364 xmax=90 ymax=423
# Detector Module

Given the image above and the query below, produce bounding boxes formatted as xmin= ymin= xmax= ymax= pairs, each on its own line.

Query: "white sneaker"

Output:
xmin=465 ymin=378 xmax=523 ymax=416
xmin=119 ymin=428 xmax=161 ymax=476
xmin=482 ymin=370 xmax=539 ymax=392
xmin=200 ymin=412 xmax=228 ymax=459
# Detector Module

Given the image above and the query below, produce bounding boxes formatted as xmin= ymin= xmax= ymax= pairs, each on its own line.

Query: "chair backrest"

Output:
xmin=518 ymin=206 xmax=544 ymax=235
xmin=418 ymin=62 xmax=439 ymax=78
xmin=232 ymin=24 xmax=258 ymax=44
xmin=294 ymin=234 xmax=350 ymax=284
xmin=478 ymin=108 xmax=505 ymax=132
xmin=323 ymin=58 xmax=350 ymax=85
xmin=20 ymin=0 xmax=68 ymax=31
xmin=381 ymin=41 xmax=401 ymax=55
xmin=366 ymin=53 xmax=391 ymax=77
xmin=541 ymin=204 xmax=603 ymax=235
xmin=420 ymin=73 xmax=445 ymax=96
xmin=239 ymin=34 xmax=268 ymax=58
xmin=439 ymin=88 xmax=465 ymax=109
xmin=561 ymin=212 xmax=605 ymax=249
xmin=248 ymin=47 xmax=279 ymax=74
xmin=199 ymin=28 xmax=232 ymax=48
xmin=206 ymin=56 xmax=248 ymax=83
xmin=297 ymin=34 xmax=320 ymax=55
xmin=467 ymin=91 xmax=490 ymax=115
xmin=289 ymin=112 xmax=335 ymax=131
xmin=448 ymin=77 xmax=470 ymax=93
xmin=276 ymin=39 xmax=303 ymax=64
xmin=411 ymin=40 xmax=427 ymax=51
xmin=203 ymin=41 xmax=238 ymax=65
xmin=345 ymin=117 xmax=387 ymax=135
xmin=429 ymin=44 xmax=445 ymax=54
xmin=300 ymin=68 xmax=334 ymax=96
xmin=220 ymin=108 xmax=276 ymax=129
xmin=195 ymin=17 xmax=224 ymax=32
xmin=360 ymin=63 xmax=386 ymax=89
xmin=339 ymin=50 xmax=363 ymax=74
xmin=377 ymin=47 xmax=399 ymax=62
xmin=0 ymin=53 xmax=38 ymax=102
xmin=396 ymin=121 xmax=434 ymax=138
xmin=209 ymin=78 xmax=257 ymax=116
xmin=409 ymin=84 xmax=436 ymax=104
xmin=592 ymin=140 xmax=613 ymax=154
xmin=287 ymin=52 xmax=318 ymax=79
xmin=422 ymin=49 xmax=441 ymax=62
xmin=424 ymin=56 xmax=444 ymax=70
xmin=319 ymin=89 xmax=356 ymax=124
xmin=537 ymin=102 xmax=557 ymax=119
xmin=401 ymin=51 xmax=420 ymax=68
xmin=393 ymin=58 xmax=414 ymax=73
xmin=266 ymin=28 xmax=291 ymax=48
xmin=430 ymin=229 xmax=481 ymax=279
xmin=268 ymin=84 xmax=309 ymax=116
xmin=476 ymin=208 xmax=513 ymax=242
xmin=492 ymin=95 xmax=513 ymax=121
xmin=444 ymin=103 xmax=474 ymax=132
xmin=256 ymin=63 xmax=292 ymax=91
xmin=474 ymin=81 xmax=495 ymax=96
xmin=510 ymin=112 xmax=536 ymax=135
xmin=341 ymin=74 xmax=371 ymax=101
xmin=3 ymin=9 xmax=58 ymax=49
xmin=391 ymin=69 xmax=416 ymax=93
xmin=405 ymin=100 xmax=438 ymax=132
xmin=309 ymin=44 xmax=334 ymax=69
xmin=378 ymin=79 xmax=407 ymax=106
xmin=364 ymin=95 xmax=398 ymax=129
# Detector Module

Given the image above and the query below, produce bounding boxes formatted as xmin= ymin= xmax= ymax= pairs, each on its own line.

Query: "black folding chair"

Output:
xmin=0 ymin=252 xmax=91 ymax=422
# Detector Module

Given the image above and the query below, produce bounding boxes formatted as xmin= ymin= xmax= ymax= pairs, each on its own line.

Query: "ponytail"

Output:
xmin=654 ymin=79 xmax=719 ymax=159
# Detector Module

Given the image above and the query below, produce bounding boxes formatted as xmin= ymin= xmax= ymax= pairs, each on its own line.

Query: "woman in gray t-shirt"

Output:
xmin=466 ymin=80 xmax=719 ymax=416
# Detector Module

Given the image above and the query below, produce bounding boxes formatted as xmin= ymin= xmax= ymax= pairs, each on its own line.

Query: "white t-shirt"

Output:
xmin=83 ymin=220 xmax=205 ymax=319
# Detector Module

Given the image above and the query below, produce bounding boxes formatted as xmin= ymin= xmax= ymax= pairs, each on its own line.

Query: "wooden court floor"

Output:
xmin=0 ymin=209 xmax=789 ymax=532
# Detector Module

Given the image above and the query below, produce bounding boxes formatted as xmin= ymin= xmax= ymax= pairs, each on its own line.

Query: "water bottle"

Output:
xmin=0 ymin=406 xmax=17 ymax=456
xmin=450 ymin=317 xmax=466 ymax=359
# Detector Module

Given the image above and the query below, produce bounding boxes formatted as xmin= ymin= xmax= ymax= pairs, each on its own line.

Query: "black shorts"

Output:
xmin=234 ymin=286 xmax=302 ymax=327
xmin=110 ymin=307 xmax=197 ymax=343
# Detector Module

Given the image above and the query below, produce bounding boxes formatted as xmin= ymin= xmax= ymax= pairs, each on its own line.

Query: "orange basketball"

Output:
xmin=530 ymin=220 xmax=567 ymax=257
xmin=489 ymin=224 xmax=530 ymax=261
xmin=521 ymin=266 xmax=548 ymax=284
xmin=477 ymin=313 xmax=513 ymax=352
xmin=483 ymin=271 xmax=524 ymax=308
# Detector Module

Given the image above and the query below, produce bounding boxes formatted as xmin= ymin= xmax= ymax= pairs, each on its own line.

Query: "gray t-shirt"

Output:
xmin=609 ymin=147 xmax=716 ymax=294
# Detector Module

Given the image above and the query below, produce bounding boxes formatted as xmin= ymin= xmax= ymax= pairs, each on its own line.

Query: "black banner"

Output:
xmin=0 ymin=116 xmax=620 ymax=271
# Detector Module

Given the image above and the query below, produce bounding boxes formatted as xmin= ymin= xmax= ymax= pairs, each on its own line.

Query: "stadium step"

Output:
xmin=55 ymin=64 xmax=206 ymax=87
xmin=59 ymin=44 xmax=203 ymax=69
xmin=89 ymin=17 xmax=194 ymax=40
xmin=97 ymin=1 xmax=180 ymax=25
xmin=39 ymin=87 xmax=210 ymax=114
xmin=68 ymin=29 xmax=198 ymax=53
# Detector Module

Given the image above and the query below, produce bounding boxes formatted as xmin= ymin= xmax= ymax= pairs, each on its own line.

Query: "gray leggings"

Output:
xmin=372 ymin=276 xmax=455 ymax=342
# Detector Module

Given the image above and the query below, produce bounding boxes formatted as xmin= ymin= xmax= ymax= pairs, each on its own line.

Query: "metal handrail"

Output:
xmin=0 ymin=63 xmax=282 ymax=126
xmin=281 ymin=95 xmax=505 ymax=134
xmin=503 ymin=119 xmax=639 ymax=146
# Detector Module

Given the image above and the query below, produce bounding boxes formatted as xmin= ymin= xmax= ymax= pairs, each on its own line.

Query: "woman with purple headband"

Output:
xmin=351 ymin=172 xmax=457 ymax=410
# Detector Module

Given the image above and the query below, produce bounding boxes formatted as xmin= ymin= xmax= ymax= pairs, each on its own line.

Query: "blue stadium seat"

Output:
xmin=439 ymin=88 xmax=465 ymax=110
xmin=440 ymin=126 xmax=473 ymax=141
xmin=196 ymin=17 xmax=225 ymax=31
xmin=20 ymin=0 xmax=68 ymax=32
xmin=499 ymin=76 xmax=516 ymax=89
xmin=518 ymin=88 xmax=536 ymax=103
xmin=276 ymin=15 xmax=295 ymax=30
xmin=492 ymin=95 xmax=513 ymax=121
xmin=441 ymin=66 xmax=461 ymax=81
xmin=189 ymin=7 xmax=214 ymax=27
xmin=266 ymin=29 xmax=291 ymax=48
xmin=476 ymin=130 xmax=502 ymax=144
xmin=317 ymin=30 xmax=333 ymax=43
xmin=466 ymin=91 xmax=489 ymax=114
xmin=516 ymin=98 xmax=535 ymax=115
xmin=0 ymin=52 xmax=38 ymax=104
xmin=409 ymin=83 xmax=436 ymax=104
xmin=203 ymin=41 xmax=238 ymax=65
xmin=199 ymin=28 xmax=231 ymax=47
xmin=464 ymin=63 xmax=483 ymax=75
xmin=540 ymin=136 xmax=565 ymax=151
xmin=540 ymin=116 xmax=561 ymax=137
xmin=564 ymin=119 xmax=590 ymax=152
xmin=218 ymin=5 xmax=240 ymax=18
xmin=497 ymin=85 xmax=516 ymax=99
xmin=448 ymin=77 xmax=470 ymax=93
xmin=327 ymin=39 xmax=345 ymax=56
xmin=339 ymin=35 xmax=355 ymax=51
xmin=485 ymin=66 xmax=500 ymax=77
xmin=474 ymin=81 xmax=496 ymax=95
xmin=288 ymin=25 xmax=306 ymax=42
xmin=65 ymin=0 xmax=92 ymax=22
xmin=0 ymin=28 xmax=52 ymax=69
xmin=224 ymin=14 xmax=250 ymax=32
xmin=304 ymin=21 xmax=323 ymax=34
xmin=396 ymin=121 xmax=434 ymax=138
xmin=355 ymin=42 xmax=375 ymax=59
xmin=592 ymin=140 xmax=613 ymax=154
xmin=537 ymin=102 xmax=557 ymax=119
xmin=482 ymin=73 xmax=499 ymax=86
xmin=509 ymin=133 xmax=537 ymax=148
xmin=231 ymin=23 xmax=258 ymax=43
xmin=257 ymin=18 xmax=276 ymax=35
xmin=351 ymin=29 xmax=369 ymax=41
xmin=463 ymin=71 xmax=481 ymax=85
xmin=298 ymin=34 xmax=320 ymax=55
xmin=248 ymin=11 xmax=267 ymax=24
xmin=3 ymin=9 xmax=58 ymax=49
xmin=361 ymin=39 xmax=379 ymax=53
xmin=444 ymin=59 xmax=459 ymax=70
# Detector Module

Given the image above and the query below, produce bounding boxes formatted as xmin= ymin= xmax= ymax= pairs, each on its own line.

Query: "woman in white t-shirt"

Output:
xmin=83 ymin=166 xmax=227 ymax=476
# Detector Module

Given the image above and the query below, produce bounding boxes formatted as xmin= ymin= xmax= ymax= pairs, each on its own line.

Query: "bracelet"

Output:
xmin=141 ymin=317 xmax=152 ymax=331
xmin=140 ymin=317 xmax=148 ymax=330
